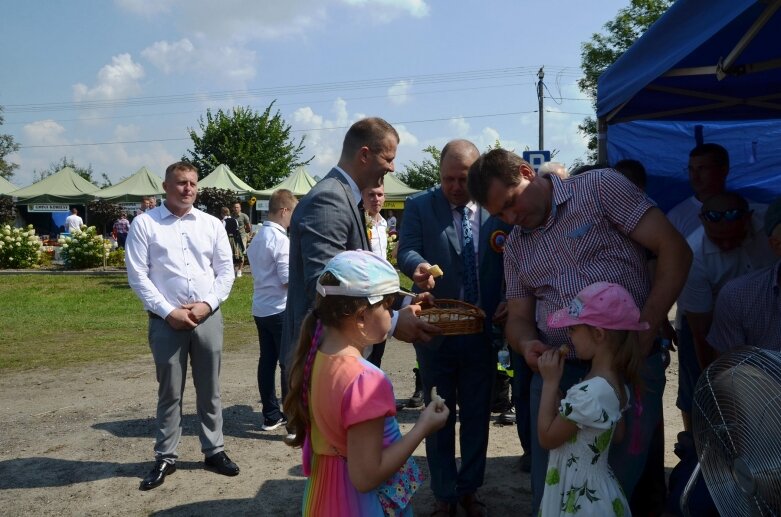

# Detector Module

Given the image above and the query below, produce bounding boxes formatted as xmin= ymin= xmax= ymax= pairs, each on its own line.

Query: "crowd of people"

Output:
xmin=121 ymin=118 xmax=781 ymax=516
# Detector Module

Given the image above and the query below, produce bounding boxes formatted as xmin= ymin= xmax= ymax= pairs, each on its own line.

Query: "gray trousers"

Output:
xmin=148 ymin=310 xmax=225 ymax=459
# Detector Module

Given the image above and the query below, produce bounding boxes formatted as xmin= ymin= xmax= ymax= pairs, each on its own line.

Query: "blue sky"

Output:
xmin=1 ymin=0 xmax=629 ymax=188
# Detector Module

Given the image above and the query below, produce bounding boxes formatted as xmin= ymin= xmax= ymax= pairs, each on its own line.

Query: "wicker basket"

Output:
xmin=419 ymin=299 xmax=486 ymax=335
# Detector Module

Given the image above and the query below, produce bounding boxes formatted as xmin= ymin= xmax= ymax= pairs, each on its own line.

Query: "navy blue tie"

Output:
xmin=459 ymin=205 xmax=478 ymax=304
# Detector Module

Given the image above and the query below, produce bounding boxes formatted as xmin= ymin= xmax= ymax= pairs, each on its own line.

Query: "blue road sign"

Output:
xmin=522 ymin=150 xmax=551 ymax=172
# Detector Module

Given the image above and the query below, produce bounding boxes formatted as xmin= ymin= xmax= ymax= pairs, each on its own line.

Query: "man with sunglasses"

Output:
xmin=707 ymin=198 xmax=781 ymax=356
xmin=677 ymin=192 xmax=775 ymax=376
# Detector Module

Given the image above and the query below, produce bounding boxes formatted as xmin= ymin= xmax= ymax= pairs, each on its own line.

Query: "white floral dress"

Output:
xmin=539 ymin=376 xmax=630 ymax=517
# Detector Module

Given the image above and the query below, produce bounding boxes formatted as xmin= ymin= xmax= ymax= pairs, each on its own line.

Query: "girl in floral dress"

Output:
xmin=285 ymin=250 xmax=449 ymax=516
xmin=537 ymin=282 xmax=649 ymax=517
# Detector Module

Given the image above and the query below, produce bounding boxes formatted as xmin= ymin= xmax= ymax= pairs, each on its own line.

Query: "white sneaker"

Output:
xmin=236 ymin=270 xmax=242 ymax=278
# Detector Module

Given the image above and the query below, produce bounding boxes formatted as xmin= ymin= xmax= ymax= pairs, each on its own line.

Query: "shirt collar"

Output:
xmin=263 ymin=220 xmax=287 ymax=233
xmin=334 ymin=166 xmax=362 ymax=205
xmin=160 ymin=201 xmax=195 ymax=220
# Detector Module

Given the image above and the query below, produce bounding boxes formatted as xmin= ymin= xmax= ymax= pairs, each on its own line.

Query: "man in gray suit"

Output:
xmin=282 ymin=117 xmax=440 ymax=402
xmin=398 ymin=140 xmax=511 ymax=517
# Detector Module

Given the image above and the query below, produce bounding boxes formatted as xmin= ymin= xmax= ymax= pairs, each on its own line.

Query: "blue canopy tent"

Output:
xmin=596 ymin=0 xmax=781 ymax=210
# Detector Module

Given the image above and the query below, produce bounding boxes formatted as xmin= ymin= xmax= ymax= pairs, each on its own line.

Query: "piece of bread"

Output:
xmin=427 ymin=264 xmax=443 ymax=278
xmin=558 ymin=344 xmax=570 ymax=358
xmin=431 ymin=386 xmax=445 ymax=410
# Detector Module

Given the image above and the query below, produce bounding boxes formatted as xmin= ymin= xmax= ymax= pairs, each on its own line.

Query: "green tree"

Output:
xmin=0 ymin=196 xmax=14 ymax=224
xmin=0 ymin=107 xmax=20 ymax=180
xmin=196 ymin=187 xmax=239 ymax=218
xmin=33 ymin=156 xmax=109 ymax=186
xmin=185 ymin=102 xmax=311 ymax=190
xmin=578 ymin=0 xmax=673 ymax=162
xmin=86 ymin=199 xmax=123 ymax=235
xmin=397 ymin=145 xmax=441 ymax=190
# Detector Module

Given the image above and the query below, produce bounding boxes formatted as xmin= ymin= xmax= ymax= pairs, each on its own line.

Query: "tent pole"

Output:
xmin=597 ymin=117 xmax=608 ymax=165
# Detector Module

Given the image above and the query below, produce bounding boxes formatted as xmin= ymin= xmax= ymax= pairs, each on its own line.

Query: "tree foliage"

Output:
xmin=0 ymin=107 xmax=20 ymax=181
xmin=185 ymin=102 xmax=311 ymax=190
xmin=33 ymin=156 xmax=111 ymax=187
xmin=397 ymin=145 xmax=441 ymax=191
xmin=86 ymin=199 xmax=123 ymax=235
xmin=196 ymin=187 xmax=239 ymax=218
xmin=0 ymin=196 xmax=14 ymax=225
xmin=578 ymin=0 xmax=673 ymax=161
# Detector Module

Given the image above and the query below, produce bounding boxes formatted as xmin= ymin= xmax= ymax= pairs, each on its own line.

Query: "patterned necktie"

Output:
xmin=459 ymin=205 xmax=478 ymax=304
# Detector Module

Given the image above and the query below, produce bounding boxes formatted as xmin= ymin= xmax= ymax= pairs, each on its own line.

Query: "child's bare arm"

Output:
xmin=347 ymin=402 xmax=448 ymax=492
xmin=537 ymin=349 xmax=578 ymax=449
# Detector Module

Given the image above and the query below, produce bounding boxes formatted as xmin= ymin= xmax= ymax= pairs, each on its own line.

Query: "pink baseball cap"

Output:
xmin=547 ymin=282 xmax=650 ymax=331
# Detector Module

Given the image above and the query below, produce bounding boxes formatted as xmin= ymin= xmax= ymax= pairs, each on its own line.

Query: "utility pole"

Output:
xmin=537 ymin=66 xmax=544 ymax=150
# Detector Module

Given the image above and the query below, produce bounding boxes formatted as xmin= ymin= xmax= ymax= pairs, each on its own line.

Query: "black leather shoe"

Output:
xmin=204 ymin=451 xmax=240 ymax=476
xmin=139 ymin=460 xmax=176 ymax=491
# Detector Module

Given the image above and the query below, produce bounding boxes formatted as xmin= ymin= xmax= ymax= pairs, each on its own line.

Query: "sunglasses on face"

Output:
xmin=701 ymin=208 xmax=751 ymax=223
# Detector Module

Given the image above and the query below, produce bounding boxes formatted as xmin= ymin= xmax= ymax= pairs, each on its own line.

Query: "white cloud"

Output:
xmin=141 ymin=38 xmax=257 ymax=85
xmin=341 ymin=0 xmax=430 ymax=19
xmin=23 ymin=120 xmax=67 ymax=146
xmin=395 ymin=124 xmax=419 ymax=148
xmin=72 ymin=54 xmax=145 ymax=102
xmin=141 ymin=39 xmax=195 ymax=74
xmin=387 ymin=80 xmax=412 ymax=105
xmin=114 ymin=0 xmax=175 ymax=16
xmin=448 ymin=117 xmax=469 ymax=136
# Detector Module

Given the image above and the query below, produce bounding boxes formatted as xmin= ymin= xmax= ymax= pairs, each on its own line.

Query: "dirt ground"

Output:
xmin=0 ymin=334 xmax=683 ymax=516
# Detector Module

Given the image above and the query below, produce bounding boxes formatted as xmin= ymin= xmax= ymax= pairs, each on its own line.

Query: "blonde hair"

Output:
xmin=602 ymin=329 xmax=645 ymax=401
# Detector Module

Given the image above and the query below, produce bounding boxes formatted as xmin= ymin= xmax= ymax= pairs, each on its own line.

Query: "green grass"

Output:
xmin=0 ymin=274 xmax=257 ymax=371
xmin=0 ymin=270 xmax=413 ymax=372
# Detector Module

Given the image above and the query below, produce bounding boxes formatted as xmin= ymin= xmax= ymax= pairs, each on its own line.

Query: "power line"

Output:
xmin=4 ymin=81 xmax=537 ymax=127
xmin=18 ymin=109 xmax=540 ymax=149
xmin=5 ymin=65 xmax=584 ymax=114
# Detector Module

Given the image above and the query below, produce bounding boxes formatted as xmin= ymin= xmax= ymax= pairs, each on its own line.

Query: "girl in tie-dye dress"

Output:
xmin=284 ymin=251 xmax=449 ymax=516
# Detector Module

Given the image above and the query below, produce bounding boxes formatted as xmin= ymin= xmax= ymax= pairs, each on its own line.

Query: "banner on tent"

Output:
xmin=29 ymin=204 xmax=69 ymax=212
xmin=119 ymin=203 xmax=138 ymax=211
xmin=383 ymin=201 xmax=404 ymax=209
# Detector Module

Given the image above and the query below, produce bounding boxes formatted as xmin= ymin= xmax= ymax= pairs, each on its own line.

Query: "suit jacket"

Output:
xmin=282 ymin=168 xmax=370 ymax=364
xmin=397 ymin=186 xmax=511 ymax=347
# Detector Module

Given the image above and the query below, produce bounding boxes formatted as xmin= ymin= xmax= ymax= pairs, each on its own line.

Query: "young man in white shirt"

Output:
xmin=64 ymin=208 xmax=83 ymax=233
xmin=362 ymin=184 xmax=388 ymax=367
xmin=246 ymin=189 xmax=298 ymax=431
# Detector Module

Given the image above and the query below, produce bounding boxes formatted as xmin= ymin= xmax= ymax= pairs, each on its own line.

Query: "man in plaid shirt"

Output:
xmin=467 ymin=149 xmax=692 ymax=516
xmin=113 ymin=212 xmax=130 ymax=249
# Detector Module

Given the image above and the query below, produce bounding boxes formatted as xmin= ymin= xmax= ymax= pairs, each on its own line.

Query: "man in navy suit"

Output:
xmin=398 ymin=139 xmax=510 ymax=517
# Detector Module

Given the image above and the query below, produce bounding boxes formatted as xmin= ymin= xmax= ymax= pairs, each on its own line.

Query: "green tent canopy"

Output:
xmin=199 ymin=164 xmax=259 ymax=196
xmin=93 ymin=166 xmax=164 ymax=202
xmin=382 ymin=173 xmax=419 ymax=201
xmin=0 ymin=176 xmax=19 ymax=196
xmin=12 ymin=167 xmax=99 ymax=204
xmin=256 ymin=166 xmax=317 ymax=198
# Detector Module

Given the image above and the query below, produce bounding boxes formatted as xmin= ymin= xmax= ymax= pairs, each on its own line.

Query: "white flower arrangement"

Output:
xmin=59 ymin=226 xmax=111 ymax=269
xmin=0 ymin=225 xmax=42 ymax=269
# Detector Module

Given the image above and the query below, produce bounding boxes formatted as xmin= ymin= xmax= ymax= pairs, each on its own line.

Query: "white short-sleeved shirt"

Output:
xmin=678 ymin=214 xmax=776 ymax=313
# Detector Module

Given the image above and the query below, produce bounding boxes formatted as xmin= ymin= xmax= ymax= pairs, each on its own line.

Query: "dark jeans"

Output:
xmin=117 ymin=233 xmax=127 ymax=249
xmin=254 ymin=313 xmax=287 ymax=422
xmin=414 ymin=334 xmax=494 ymax=503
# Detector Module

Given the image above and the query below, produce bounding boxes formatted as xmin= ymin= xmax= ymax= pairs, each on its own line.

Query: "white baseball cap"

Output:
xmin=316 ymin=250 xmax=409 ymax=304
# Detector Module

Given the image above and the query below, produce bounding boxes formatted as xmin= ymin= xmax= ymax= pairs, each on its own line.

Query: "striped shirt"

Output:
xmin=505 ymin=170 xmax=654 ymax=354
xmin=707 ymin=260 xmax=781 ymax=352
